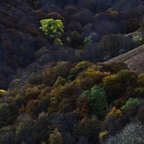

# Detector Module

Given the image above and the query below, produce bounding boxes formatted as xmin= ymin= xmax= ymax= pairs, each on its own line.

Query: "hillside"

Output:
xmin=1 ymin=0 xmax=144 ymax=144
xmin=104 ymin=27 xmax=144 ymax=75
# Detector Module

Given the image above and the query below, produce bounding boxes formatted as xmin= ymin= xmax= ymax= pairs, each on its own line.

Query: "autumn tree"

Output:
xmin=49 ymin=128 xmax=63 ymax=144
xmin=39 ymin=18 xmax=64 ymax=38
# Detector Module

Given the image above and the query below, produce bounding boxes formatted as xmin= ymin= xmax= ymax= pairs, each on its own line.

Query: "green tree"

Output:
xmin=121 ymin=98 xmax=140 ymax=111
xmin=84 ymin=36 xmax=93 ymax=46
xmin=78 ymin=86 xmax=108 ymax=116
xmin=49 ymin=128 xmax=63 ymax=144
xmin=39 ymin=18 xmax=64 ymax=38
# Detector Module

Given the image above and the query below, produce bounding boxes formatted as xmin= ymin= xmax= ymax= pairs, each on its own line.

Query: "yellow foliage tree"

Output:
xmin=99 ymin=130 xmax=109 ymax=144
xmin=49 ymin=128 xmax=63 ymax=144
xmin=105 ymin=107 xmax=122 ymax=122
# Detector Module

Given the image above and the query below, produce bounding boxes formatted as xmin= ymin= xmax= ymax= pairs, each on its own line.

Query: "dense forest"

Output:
xmin=1 ymin=0 xmax=144 ymax=143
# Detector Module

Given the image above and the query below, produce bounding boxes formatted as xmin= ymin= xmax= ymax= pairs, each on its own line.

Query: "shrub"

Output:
xmin=121 ymin=98 xmax=140 ymax=111
xmin=78 ymin=86 xmax=108 ymax=116
xmin=39 ymin=18 xmax=64 ymax=38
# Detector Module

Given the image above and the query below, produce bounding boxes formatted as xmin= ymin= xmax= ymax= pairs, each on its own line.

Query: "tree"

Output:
xmin=104 ymin=122 xmax=144 ymax=144
xmin=121 ymin=98 xmax=140 ymax=111
xmin=39 ymin=18 xmax=64 ymax=38
xmin=78 ymin=86 xmax=108 ymax=116
xmin=38 ymin=112 xmax=54 ymax=143
xmin=49 ymin=128 xmax=63 ymax=144
xmin=15 ymin=116 xmax=38 ymax=144
xmin=0 ymin=126 xmax=15 ymax=144
xmin=84 ymin=36 xmax=93 ymax=46
xmin=0 ymin=103 xmax=12 ymax=129
xmin=54 ymin=38 xmax=63 ymax=46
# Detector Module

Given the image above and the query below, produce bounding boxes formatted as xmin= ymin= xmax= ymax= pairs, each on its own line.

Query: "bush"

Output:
xmin=78 ymin=86 xmax=108 ymax=116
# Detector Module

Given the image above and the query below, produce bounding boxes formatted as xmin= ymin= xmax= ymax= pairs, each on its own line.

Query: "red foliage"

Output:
xmin=74 ymin=95 xmax=90 ymax=119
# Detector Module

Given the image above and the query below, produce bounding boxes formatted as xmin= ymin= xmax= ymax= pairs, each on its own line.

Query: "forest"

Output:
xmin=1 ymin=0 xmax=144 ymax=143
